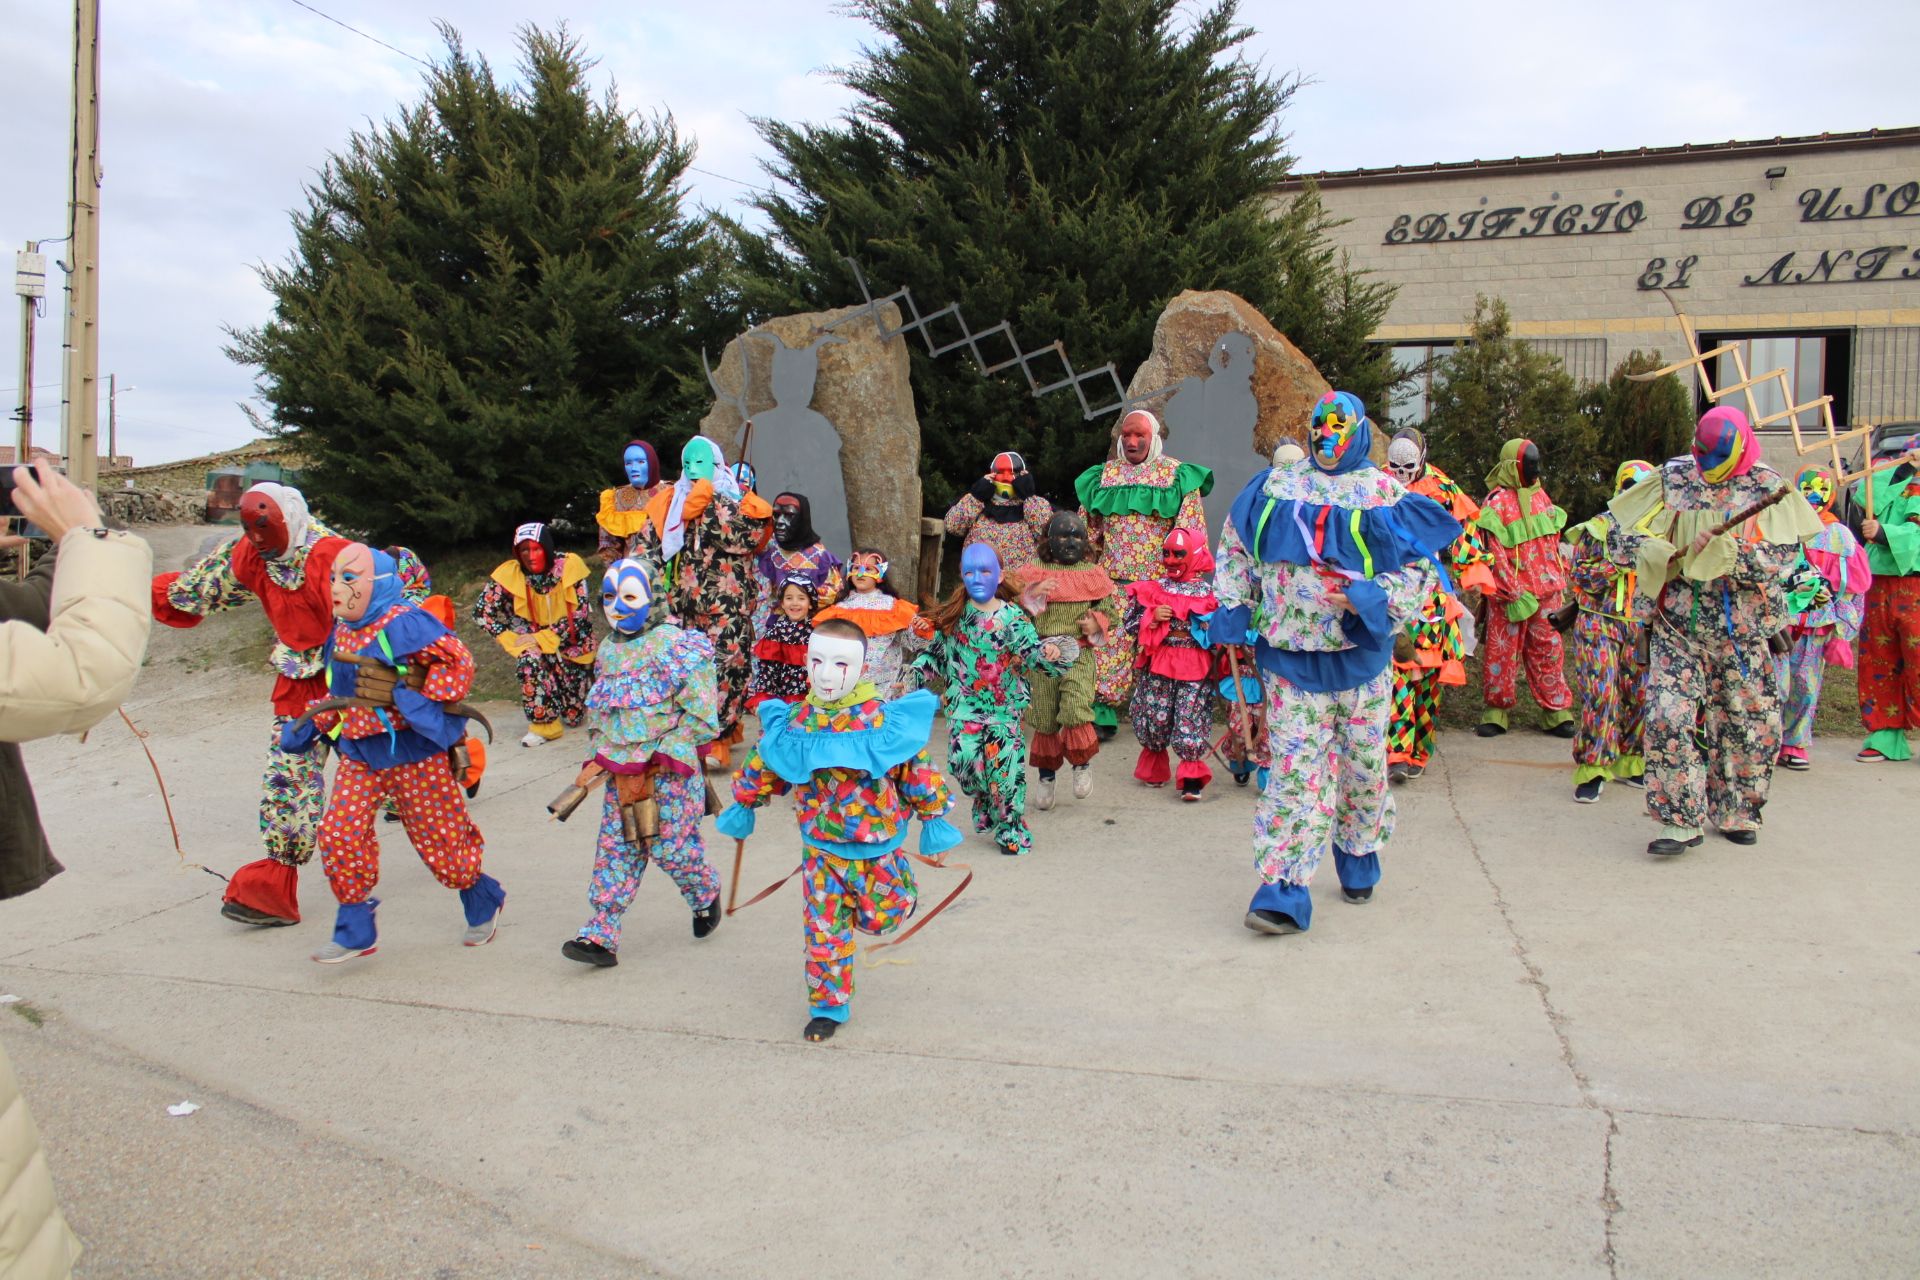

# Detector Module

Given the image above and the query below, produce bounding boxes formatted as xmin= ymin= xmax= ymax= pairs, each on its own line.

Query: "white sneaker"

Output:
xmin=520 ymin=729 xmax=549 ymax=748
xmin=1033 ymin=776 xmax=1056 ymax=811
xmin=311 ymin=940 xmax=376 ymax=964
xmin=1071 ymin=765 xmax=1093 ymax=799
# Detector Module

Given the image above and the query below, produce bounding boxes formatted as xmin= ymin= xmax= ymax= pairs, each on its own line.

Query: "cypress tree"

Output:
xmin=228 ymin=24 xmax=732 ymax=549
xmin=730 ymin=0 xmax=1396 ymax=508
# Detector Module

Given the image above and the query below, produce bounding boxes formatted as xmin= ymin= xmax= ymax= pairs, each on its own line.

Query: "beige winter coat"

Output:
xmin=0 ymin=525 xmax=150 ymax=1278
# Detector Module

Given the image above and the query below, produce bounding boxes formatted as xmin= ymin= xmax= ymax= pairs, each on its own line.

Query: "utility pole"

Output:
xmin=13 ymin=243 xmax=44 ymax=466
xmin=61 ymin=0 xmax=102 ymax=490
xmin=107 ymin=370 xmax=116 ymax=465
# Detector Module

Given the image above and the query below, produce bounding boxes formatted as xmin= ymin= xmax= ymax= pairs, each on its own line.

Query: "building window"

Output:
xmin=1386 ymin=342 xmax=1455 ymax=426
xmin=1698 ymin=330 xmax=1852 ymax=430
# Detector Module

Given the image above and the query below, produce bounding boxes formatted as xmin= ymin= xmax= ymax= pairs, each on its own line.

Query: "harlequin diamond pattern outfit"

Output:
xmin=1211 ymin=396 xmax=1458 ymax=929
xmin=717 ymin=688 xmax=960 ymax=1025
xmin=1606 ymin=410 xmax=1823 ymax=839
xmin=1388 ymin=461 xmax=1496 ymax=770
xmin=1075 ymin=435 xmax=1213 ymax=731
xmin=579 ymin=622 xmax=722 ymax=951
xmin=1852 ymin=459 xmax=1920 ymax=761
xmin=1476 ymin=440 xmax=1573 ymax=731
xmin=909 ymin=603 xmax=1073 ymax=855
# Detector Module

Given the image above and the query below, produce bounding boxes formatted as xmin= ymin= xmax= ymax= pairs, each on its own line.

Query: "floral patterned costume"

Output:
xmin=909 ymin=602 xmax=1073 ymax=855
xmin=1212 ymin=440 xmax=1456 ymax=929
xmin=1476 ymin=444 xmax=1573 ymax=730
xmin=1774 ymin=511 xmax=1869 ymax=765
xmin=1566 ymin=512 xmax=1648 ymax=785
xmin=1607 ymin=451 xmax=1822 ymax=836
xmin=717 ymin=687 xmax=960 ymax=1025
xmin=1852 ymin=461 xmax=1920 ymax=760
xmin=596 ymin=481 xmax=667 ymax=561
xmin=471 ymin=554 xmax=596 ymax=730
xmin=1075 ymin=454 xmax=1212 ymax=728
xmin=944 ymin=491 xmax=1054 ymax=576
xmin=1389 ymin=464 xmax=1495 ymax=769
xmin=578 ymin=622 xmax=722 ymax=951
xmin=1123 ymin=572 xmax=1218 ymax=790
xmin=749 ymin=611 xmax=813 ymax=708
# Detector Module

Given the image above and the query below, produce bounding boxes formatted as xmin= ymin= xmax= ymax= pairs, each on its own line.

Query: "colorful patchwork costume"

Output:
xmin=151 ymin=482 xmax=423 ymax=926
xmin=1605 ymin=407 xmax=1824 ymax=853
xmin=1476 ymin=438 xmax=1574 ymax=735
xmin=1851 ymin=453 xmax=1920 ymax=762
xmin=1123 ymin=528 xmax=1219 ymax=799
xmin=1075 ymin=411 xmax=1213 ymax=732
xmin=471 ymin=521 xmax=595 ymax=746
xmin=944 ymin=450 xmax=1054 ymax=575
xmin=561 ymin=557 xmax=723 ymax=965
xmin=1212 ymin=392 xmax=1458 ymax=933
xmin=1383 ymin=429 xmax=1497 ymax=778
xmin=1009 ymin=513 xmax=1119 ymax=808
xmin=1774 ymin=467 xmax=1870 ymax=769
xmin=909 ymin=545 xmax=1075 ymax=856
xmin=281 ymin=544 xmax=503 ymax=961
xmin=1566 ymin=461 xmax=1658 ymax=800
xmin=717 ymin=628 xmax=962 ymax=1039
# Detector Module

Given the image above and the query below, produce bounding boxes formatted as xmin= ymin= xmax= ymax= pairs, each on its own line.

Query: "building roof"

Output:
xmin=1275 ymin=126 xmax=1920 ymax=191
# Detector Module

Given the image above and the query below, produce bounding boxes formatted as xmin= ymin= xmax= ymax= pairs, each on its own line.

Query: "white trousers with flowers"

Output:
xmin=1253 ymin=668 xmax=1396 ymax=886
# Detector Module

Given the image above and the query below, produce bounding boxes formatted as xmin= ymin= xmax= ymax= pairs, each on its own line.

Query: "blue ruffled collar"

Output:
xmin=753 ymin=688 xmax=939 ymax=785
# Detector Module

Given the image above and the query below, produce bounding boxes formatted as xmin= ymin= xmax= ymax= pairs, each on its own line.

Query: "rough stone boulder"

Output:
xmin=1121 ymin=289 xmax=1333 ymax=535
xmin=699 ymin=301 xmax=922 ymax=588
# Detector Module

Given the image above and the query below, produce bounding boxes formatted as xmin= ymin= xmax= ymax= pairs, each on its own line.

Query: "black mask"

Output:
xmin=1518 ymin=442 xmax=1542 ymax=486
xmin=1045 ymin=513 xmax=1087 ymax=566
xmin=771 ymin=492 xmax=815 ymax=550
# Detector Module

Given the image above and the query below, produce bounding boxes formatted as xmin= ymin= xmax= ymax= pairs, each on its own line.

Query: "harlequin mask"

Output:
xmin=513 ymin=521 xmax=550 ymax=575
xmin=960 ymin=543 xmax=1002 ymax=604
xmin=240 ymin=489 xmax=290 ymax=558
xmin=806 ymin=630 xmax=866 ymax=703
xmin=1118 ymin=411 xmax=1158 ymax=465
xmin=330 ymin=542 xmax=398 ymax=624
xmin=681 ymin=436 xmax=719 ymax=483
xmin=622 ymin=443 xmax=654 ymax=488
xmin=1309 ymin=392 xmax=1367 ymax=472
xmin=991 ymin=451 xmax=1024 ymax=499
xmin=1693 ymin=407 xmax=1757 ymax=485
xmin=731 ymin=460 xmax=757 ymax=493
xmin=1044 ymin=512 xmax=1087 ymax=566
xmin=848 ymin=552 xmax=889 ymax=591
xmin=1614 ymin=460 xmax=1657 ymax=494
xmin=1796 ymin=466 xmax=1835 ymax=511
xmin=601 ymin=558 xmax=652 ymax=634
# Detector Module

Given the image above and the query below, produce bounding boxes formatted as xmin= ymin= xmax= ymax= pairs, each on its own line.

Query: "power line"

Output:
xmin=689 ymin=164 xmax=775 ymax=193
xmin=280 ymin=0 xmax=431 ymax=68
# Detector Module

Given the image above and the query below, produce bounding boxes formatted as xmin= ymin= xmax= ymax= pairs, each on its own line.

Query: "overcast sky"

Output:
xmin=5 ymin=0 xmax=1915 ymax=466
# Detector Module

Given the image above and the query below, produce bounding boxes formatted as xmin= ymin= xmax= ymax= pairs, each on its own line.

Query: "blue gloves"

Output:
xmin=714 ymin=802 xmax=757 ymax=840
xmin=278 ymin=717 xmax=319 ymax=754
xmin=920 ymin=815 xmax=964 ymax=858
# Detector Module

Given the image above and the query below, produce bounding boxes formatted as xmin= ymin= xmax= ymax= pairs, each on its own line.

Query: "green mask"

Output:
xmin=681 ymin=437 xmax=718 ymax=482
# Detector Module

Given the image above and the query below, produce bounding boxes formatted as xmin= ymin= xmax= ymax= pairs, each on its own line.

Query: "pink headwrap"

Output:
xmin=1693 ymin=406 xmax=1758 ymax=484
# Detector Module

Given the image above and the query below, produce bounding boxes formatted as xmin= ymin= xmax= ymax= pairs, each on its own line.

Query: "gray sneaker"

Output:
xmin=1071 ymin=765 xmax=1093 ymax=799
xmin=463 ymin=907 xmax=502 ymax=948
xmin=311 ymin=940 xmax=376 ymax=964
xmin=1033 ymin=776 xmax=1056 ymax=811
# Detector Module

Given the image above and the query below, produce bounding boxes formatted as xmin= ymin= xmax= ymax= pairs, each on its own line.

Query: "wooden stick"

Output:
xmin=1223 ymin=646 xmax=1256 ymax=759
xmin=726 ymin=837 xmax=746 ymax=915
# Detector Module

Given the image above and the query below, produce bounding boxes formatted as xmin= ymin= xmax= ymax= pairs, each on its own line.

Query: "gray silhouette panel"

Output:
xmin=744 ymin=331 xmax=852 ymax=559
xmin=1160 ymin=332 xmax=1262 ymax=540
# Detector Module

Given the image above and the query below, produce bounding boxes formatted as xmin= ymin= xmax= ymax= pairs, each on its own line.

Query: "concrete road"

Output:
xmin=3 ymin=529 xmax=1917 ymax=1276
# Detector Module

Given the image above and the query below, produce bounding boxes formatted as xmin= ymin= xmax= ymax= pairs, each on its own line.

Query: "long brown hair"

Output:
xmin=921 ymin=578 xmax=1021 ymax=637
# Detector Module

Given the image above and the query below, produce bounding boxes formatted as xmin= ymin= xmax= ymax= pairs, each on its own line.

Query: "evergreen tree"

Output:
xmin=228 ymin=25 xmax=733 ymax=549
xmin=729 ymin=0 xmax=1395 ymax=508
xmin=1579 ymin=349 xmax=1695 ymax=480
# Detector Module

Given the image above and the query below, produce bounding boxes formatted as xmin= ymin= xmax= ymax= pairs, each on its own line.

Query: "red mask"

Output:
xmin=1119 ymin=411 xmax=1156 ymax=465
xmin=1160 ymin=528 xmax=1206 ymax=581
xmin=991 ymin=453 xmax=1019 ymax=485
xmin=515 ymin=541 xmax=550 ymax=575
xmin=239 ymin=492 xmax=289 ymax=558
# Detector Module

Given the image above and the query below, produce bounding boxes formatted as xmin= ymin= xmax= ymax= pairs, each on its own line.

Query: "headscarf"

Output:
xmin=1693 ymin=406 xmax=1758 ymax=485
xmin=1485 ymin=438 xmax=1544 ymax=505
xmin=661 ymin=435 xmax=741 ymax=562
xmin=1795 ymin=465 xmax=1838 ymax=523
xmin=1115 ymin=409 xmax=1166 ymax=464
xmin=243 ymin=481 xmax=312 ymax=553
xmin=772 ymin=492 xmax=819 ymax=549
xmin=1386 ymin=428 xmax=1427 ymax=481
xmin=621 ymin=439 xmax=661 ymax=489
xmin=339 ymin=544 xmax=406 ymax=629
xmin=1308 ymin=391 xmax=1373 ymax=474
xmin=1614 ymin=460 xmax=1657 ymax=494
xmin=1160 ymin=527 xmax=1214 ymax=581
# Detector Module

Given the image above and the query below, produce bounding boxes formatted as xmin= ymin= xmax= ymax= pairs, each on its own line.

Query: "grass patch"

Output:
xmin=8 ymin=1000 xmax=49 ymax=1027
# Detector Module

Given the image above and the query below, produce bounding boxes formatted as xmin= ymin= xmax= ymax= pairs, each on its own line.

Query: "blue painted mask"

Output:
xmin=960 ymin=543 xmax=1002 ymax=604
xmin=601 ymin=558 xmax=653 ymax=634
xmin=622 ymin=444 xmax=651 ymax=487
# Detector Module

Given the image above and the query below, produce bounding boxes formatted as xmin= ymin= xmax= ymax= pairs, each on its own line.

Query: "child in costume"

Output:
xmin=558 ymin=557 xmax=724 ymax=967
xmin=1476 ymin=437 xmax=1575 ymax=738
xmin=1123 ymin=528 xmax=1219 ymax=801
xmin=1382 ymin=428 xmax=1497 ymax=781
xmin=908 ymin=544 xmax=1074 ymax=855
xmin=1775 ymin=466 xmax=1871 ymax=770
xmin=472 ymin=521 xmax=596 ymax=747
xmin=1566 ymin=461 xmax=1658 ymax=803
xmin=280 ymin=543 xmax=504 ymax=963
xmin=1212 ymin=391 xmax=1459 ymax=933
xmin=748 ymin=577 xmax=818 ymax=710
xmin=716 ymin=619 xmax=963 ymax=1041
xmin=813 ymin=549 xmax=919 ymax=693
xmin=756 ymin=492 xmax=844 ymax=626
xmin=1010 ymin=512 xmax=1118 ymax=809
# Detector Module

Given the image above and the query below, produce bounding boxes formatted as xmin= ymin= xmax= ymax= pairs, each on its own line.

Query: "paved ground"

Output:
xmin=2 ymin=526 xmax=1918 ymax=1277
